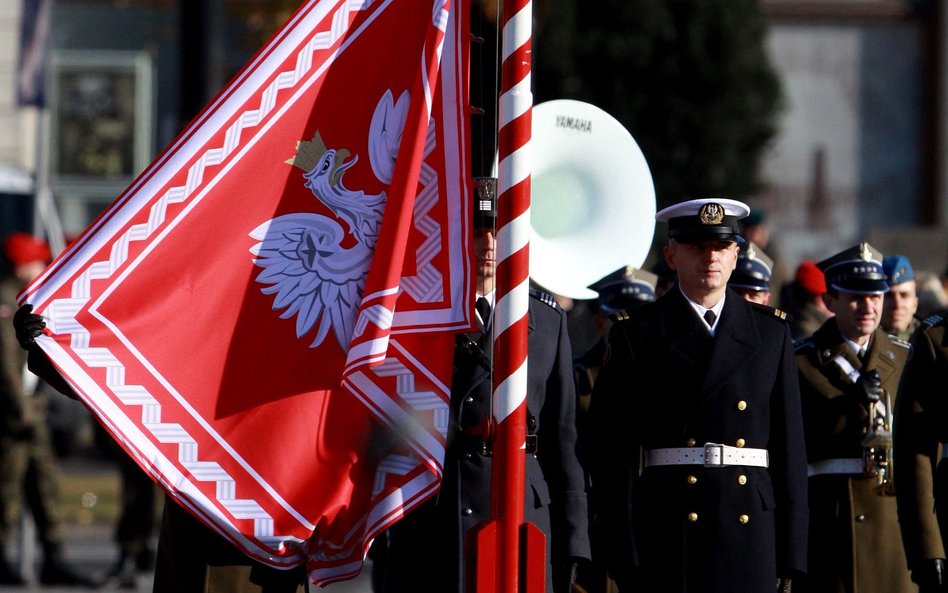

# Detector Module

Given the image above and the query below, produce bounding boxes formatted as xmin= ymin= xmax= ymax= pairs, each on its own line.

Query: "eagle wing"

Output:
xmin=368 ymin=89 xmax=409 ymax=185
xmin=249 ymin=213 xmax=373 ymax=349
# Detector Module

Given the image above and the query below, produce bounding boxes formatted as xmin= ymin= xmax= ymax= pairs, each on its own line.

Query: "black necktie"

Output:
xmin=703 ymin=309 xmax=717 ymax=327
xmin=476 ymin=297 xmax=491 ymax=327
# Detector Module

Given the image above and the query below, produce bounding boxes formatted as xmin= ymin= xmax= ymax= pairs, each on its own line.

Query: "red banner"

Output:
xmin=19 ymin=0 xmax=473 ymax=584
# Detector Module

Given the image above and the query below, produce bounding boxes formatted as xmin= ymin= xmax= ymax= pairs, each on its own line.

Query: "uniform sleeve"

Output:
xmin=894 ymin=326 xmax=946 ymax=571
xmin=540 ymin=307 xmax=591 ymax=563
xmin=769 ymin=323 xmax=809 ymax=576
xmin=588 ymin=322 xmax=639 ymax=587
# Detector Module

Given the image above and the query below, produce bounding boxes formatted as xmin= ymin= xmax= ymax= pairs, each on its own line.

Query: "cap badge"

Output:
xmin=859 ymin=242 xmax=872 ymax=261
xmin=746 ymin=244 xmax=758 ymax=260
xmin=699 ymin=203 xmax=725 ymax=225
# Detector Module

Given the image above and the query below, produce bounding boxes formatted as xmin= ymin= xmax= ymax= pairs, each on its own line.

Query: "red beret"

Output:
xmin=795 ymin=260 xmax=826 ymax=295
xmin=3 ymin=232 xmax=51 ymax=266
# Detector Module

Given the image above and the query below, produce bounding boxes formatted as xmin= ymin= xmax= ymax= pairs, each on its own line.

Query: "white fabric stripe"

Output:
xmin=501 ymin=1 xmax=532 ymax=62
xmin=498 ymin=75 xmax=532 ymax=129
xmin=346 ymin=371 xmax=446 ymax=464
xmin=493 ymin=360 xmax=528 ymax=423
xmin=345 ymin=337 xmax=391 ymax=367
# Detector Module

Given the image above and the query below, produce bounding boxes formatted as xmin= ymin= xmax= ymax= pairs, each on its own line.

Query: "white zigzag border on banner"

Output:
xmin=43 ymin=0 xmax=449 ymax=551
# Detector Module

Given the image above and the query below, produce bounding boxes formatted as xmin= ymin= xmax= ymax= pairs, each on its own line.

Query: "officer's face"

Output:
xmin=882 ymin=280 xmax=918 ymax=333
xmin=824 ymin=291 xmax=884 ymax=340
xmin=473 ymin=227 xmax=496 ymax=281
xmin=665 ymin=239 xmax=739 ymax=299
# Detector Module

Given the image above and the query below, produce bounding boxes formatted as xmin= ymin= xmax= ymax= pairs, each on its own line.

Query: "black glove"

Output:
xmin=13 ymin=304 xmax=45 ymax=351
xmin=916 ymin=558 xmax=947 ymax=593
xmin=854 ymin=369 xmax=883 ymax=404
xmin=777 ymin=577 xmax=792 ymax=593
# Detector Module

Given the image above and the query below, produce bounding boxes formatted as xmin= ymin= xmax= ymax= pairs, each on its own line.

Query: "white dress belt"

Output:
xmin=645 ymin=443 xmax=769 ymax=468
xmin=807 ymin=458 xmax=865 ymax=477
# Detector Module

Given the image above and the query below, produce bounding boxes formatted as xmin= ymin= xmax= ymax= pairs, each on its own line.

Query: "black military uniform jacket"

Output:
xmin=795 ymin=319 xmax=913 ymax=593
xmin=895 ymin=313 xmax=948 ymax=578
xmin=384 ymin=291 xmax=590 ymax=593
xmin=590 ymin=287 xmax=808 ymax=593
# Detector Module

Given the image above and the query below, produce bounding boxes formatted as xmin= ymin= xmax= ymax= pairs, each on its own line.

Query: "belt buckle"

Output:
xmin=703 ymin=443 xmax=725 ymax=467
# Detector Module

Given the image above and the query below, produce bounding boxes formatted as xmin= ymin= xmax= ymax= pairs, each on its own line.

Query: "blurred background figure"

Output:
xmin=573 ymin=265 xmax=657 ymax=593
xmin=882 ymin=254 xmax=920 ymax=340
xmin=783 ymin=260 xmax=833 ymax=340
xmin=97 ymin=426 xmax=161 ymax=588
xmin=728 ymin=241 xmax=773 ymax=305
xmin=739 ymin=208 xmax=788 ymax=294
xmin=916 ymin=269 xmax=948 ymax=319
xmin=0 ymin=232 xmax=94 ymax=586
xmin=648 ymin=258 xmax=677 ymax=299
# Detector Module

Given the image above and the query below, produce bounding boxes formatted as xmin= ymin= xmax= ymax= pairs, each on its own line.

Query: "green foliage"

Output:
xmin=534 ymin=0 xmax=783 ymax=208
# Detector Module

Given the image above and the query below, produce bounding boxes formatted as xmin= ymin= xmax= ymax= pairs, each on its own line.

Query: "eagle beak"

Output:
xmin=330 ymin=150 xmax=356 ymax=185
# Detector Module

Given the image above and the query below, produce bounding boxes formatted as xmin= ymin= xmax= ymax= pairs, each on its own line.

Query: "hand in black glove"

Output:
xmin=776 ymin=577 xmax=792 ymax=593
xmin=13 ymin=304 xmax=45 ymax=351
xmin=916 ymin=558 xmax=946 ymax=593
xmin=854 ymin=369 xmax=883 ymax=404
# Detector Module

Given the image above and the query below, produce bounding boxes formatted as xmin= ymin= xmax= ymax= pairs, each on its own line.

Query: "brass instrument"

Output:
xmin=861 ymin=388 xmax=895 ymax=496
xmin=495 ymin=99 xmax=657 ymax=300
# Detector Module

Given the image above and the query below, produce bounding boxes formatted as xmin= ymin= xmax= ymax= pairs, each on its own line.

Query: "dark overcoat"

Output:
xmin=894 ymin=313 xmax=948 ymax=579
xmin=590 ymin=287 xmax=808 ymax=593
xmin=384 ymin=292 xmax=590 ymax=593
xmin=795 ymin=319 xmax=913 ymax=593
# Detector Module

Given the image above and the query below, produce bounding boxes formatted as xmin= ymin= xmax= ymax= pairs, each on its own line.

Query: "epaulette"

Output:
xmin=888 ymin=334 xmax=911 ymax=349
xmin=750 ymin=302 xmax=791 ymax=322
xmin=921 ymin=312 xmax=946 ymax=329
xmin=609 ymin=309 xmax=631 ymax=323
xmin=528 ymin=287 xmax=559 ymax=310
xmin=793 ymin=336 xmax=814 ymax=353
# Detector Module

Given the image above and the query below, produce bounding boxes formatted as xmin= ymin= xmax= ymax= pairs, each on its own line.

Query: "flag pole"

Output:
xmin=483 ymin=0 xmax=542 ymax=591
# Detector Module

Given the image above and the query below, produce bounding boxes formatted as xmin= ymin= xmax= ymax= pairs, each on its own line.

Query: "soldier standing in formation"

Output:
xmin=590 ymin=198 xmax=808 ymax=593
xmin=0 ymin=233 xmax=94 ymax=586
xmin=794 ymin=242 xmax=914 ymax=593
xmin=894 ymin=310 xmax=948 ymax=593
xmin=574 ymin=265 xmax=657 ymax=593
xmin=728 ymin=241 xmax=774 ymax=305
xmin=383 ymin=179 xmax=590 ymax=593
xmin=882 ymin=254 xmax=920 ymax=341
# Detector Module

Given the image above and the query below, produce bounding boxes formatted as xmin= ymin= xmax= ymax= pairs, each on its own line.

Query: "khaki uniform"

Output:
xmin=0 ymin=276 xmax=65 ymax=549
xmin=795 ymin=319 xmax=914 ymax=593
xmin=894 ymin=312 xmax=948 ymax=580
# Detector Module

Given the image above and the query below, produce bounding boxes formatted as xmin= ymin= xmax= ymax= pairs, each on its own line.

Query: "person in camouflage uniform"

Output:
xmin=0 ymin=232 xmax=93 ymax=586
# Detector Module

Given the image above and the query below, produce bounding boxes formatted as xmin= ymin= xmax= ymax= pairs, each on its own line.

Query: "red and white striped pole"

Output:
xmin=477 ymin=0 xmax=543 ymax=591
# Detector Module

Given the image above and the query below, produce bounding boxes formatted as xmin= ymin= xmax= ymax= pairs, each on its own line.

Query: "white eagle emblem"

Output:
xmin=249 ymin=89 xmax=410 ymax=349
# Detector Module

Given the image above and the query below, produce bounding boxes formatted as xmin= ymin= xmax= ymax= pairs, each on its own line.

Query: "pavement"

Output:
xmin=0 ymin=455 xmax=375 ymax=593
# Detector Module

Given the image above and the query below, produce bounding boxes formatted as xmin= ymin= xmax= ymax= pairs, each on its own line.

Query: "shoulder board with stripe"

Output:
xmin=793 ymin=336 xmax=815 ymax=353
xmin=887 ymin=334 xmax=911 ymax=349
xmin=529 ymin=288 xmax=559 ymax=310
xmin=609 ymin=310 xmax=631 ymax=323
xmin=921 ymin=312 xmax=946 ymax=329
xmin=750 ymin=302 xmax=790 ymax=322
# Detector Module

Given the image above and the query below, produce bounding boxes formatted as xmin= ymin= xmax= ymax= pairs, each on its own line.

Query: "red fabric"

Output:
xmin=795 ymin=260 xmax=826 ymax=295
xmin=18 ymin=0 xmax=473 ymax=585
xmin=3 ymin=232 xmax=50 ymax=265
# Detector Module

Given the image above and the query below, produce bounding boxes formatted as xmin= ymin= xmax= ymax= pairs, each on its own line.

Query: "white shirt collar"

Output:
xmin=680 ymin=287 xmax=725 ymax=334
